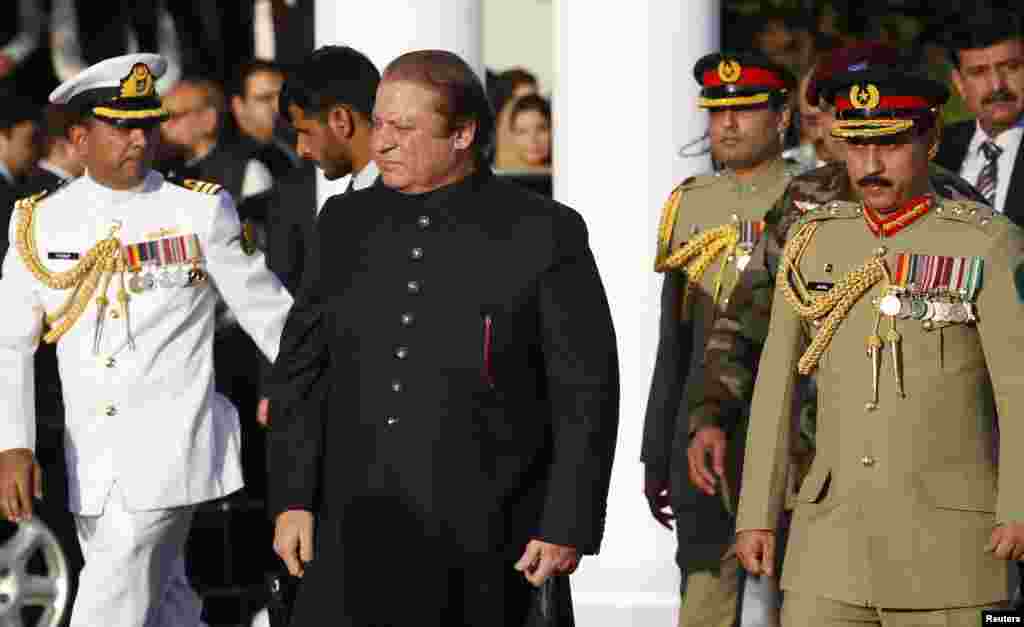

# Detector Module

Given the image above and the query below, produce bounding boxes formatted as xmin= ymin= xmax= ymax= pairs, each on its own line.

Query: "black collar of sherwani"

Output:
xmin=379 ymin=166 xmax=495 ymax=221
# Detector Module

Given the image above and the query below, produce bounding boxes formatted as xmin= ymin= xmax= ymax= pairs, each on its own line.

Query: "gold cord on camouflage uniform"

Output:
xmin=14 ymin=192 xmax=135 ymax=349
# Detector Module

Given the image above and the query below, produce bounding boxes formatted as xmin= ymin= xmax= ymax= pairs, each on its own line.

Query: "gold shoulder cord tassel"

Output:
xmin=659 ymin=224 xmax=740 ymax=317
xmin=778 ymin=222 xmax=889 ymax=375
xmin=15 ymin=195 xmax=133 ymax=349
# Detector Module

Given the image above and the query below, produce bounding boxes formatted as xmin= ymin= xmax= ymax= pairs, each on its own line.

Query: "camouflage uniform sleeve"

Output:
xmin=685 ymin=187 xmax=818 ymax=496
xmin=685 ymin=189 xmax=790 ymax=435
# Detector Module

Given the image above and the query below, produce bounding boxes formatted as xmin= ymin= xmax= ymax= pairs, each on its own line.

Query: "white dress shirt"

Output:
xmin=959 ymin=117 xmax=1024 ymax=214
xmin=316 ymin=160 xmax=379 ymax=217
xmin=0 ymin=170 xmax=293 ymax=514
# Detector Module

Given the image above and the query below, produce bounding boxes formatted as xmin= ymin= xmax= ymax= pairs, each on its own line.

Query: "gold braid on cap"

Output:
xmin=14 ymin=193 xmax=130 ymax=345
xmin=778 ymin=221 xmax=888 ymax=374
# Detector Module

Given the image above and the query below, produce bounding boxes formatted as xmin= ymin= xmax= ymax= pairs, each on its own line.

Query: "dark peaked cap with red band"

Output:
xmin=820 ymin=63 xmax=949 ymax=139
xmin=693 ymin=51 xmax=795 ymax=108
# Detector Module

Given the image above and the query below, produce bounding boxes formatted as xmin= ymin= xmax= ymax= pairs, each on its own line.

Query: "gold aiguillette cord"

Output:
xmin=866 ymin=311 xmax=882 ymax=411
xmin=887 ymin=315 xmax=904 ymax=398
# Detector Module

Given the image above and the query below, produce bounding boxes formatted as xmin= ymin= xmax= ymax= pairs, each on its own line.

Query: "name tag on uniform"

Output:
xmin=807 ymin=281 xmax=834 ymax=292
xmin=47 ymin=251 xmax=80 ymax=260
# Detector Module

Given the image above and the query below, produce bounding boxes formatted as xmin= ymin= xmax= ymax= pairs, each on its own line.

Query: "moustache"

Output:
xmin=983 ymin=89 xmax=1016 ymax=106
xmin=857 ymin=175 xmax=893 ymax=188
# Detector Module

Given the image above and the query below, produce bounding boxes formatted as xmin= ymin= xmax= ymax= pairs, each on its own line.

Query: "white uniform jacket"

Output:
xmin=0 ymin=171 xmax=293 ymax=515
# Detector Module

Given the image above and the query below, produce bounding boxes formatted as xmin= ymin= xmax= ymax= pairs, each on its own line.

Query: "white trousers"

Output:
xmin=70 ymin=483 xmax=205 ymax=627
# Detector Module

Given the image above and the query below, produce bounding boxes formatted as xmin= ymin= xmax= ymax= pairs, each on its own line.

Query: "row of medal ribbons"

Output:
xmin=121 ymin=234 xmax=206 ymax=293
xmin=877 ymin=253 xmax=983 ymax=324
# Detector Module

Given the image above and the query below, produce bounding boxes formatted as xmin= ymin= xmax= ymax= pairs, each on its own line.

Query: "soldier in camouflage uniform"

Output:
xmin=641 ymin=51 xmax=801 ymax=627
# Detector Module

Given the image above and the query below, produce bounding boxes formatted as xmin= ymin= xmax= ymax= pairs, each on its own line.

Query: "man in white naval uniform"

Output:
xmin=0 ymin=53 xmax=293 ymax=626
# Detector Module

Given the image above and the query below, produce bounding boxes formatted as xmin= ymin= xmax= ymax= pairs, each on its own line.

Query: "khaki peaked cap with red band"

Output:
xmin=819 ymin=66 xmax=949 ymax=139
xmin=49 ymin=53 xmax=170 ymax=127
xmin=692 ymin=52 xmax=796 ymax=109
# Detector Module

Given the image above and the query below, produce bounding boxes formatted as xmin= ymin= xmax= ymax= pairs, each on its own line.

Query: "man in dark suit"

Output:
xmin=23 ymin=104 xmax=85 ymax=192
xmin=267 ymin=50 xmax=620 ymax=627
xmin=265 ymin=45 xmax=380 ymax=295
xmin=0 ymin=92 xmax=41 ymax=261
xmin=935 ymin=7 xmax=1024 ymax=223
xmin=257 ymin=45 xmax=380 ymax=434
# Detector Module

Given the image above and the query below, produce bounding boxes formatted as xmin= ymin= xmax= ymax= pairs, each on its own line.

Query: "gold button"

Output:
xmin=922 ymin=320 xmax=934 ymax=330
xmin=824 ymin=263 xmax=834 ymax=273
xmin=874 ymin=246 xmax=887 ymax=257
xmin=864 ymin=401 xmax=877 ymax=411
xmin=861 ymin=456 xmax=876 ymax=467
xmin=110 ymin=308 xmax=120 ymax=319
xmin=731 ymin=214 xmax=739 ymax=222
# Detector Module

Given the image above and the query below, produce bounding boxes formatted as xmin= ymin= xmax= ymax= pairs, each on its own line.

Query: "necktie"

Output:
xmin=976 ymin=140 xmax=1003 ymax=206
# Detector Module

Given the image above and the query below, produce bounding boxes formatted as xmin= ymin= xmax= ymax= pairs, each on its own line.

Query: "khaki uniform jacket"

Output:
xmin=736 ymin=196 xmax=1024 ymax=609
xmin=692 ymin=163 xmax=991 ymax=503
xmin=641 ymin=158 xmax=796 ymax=569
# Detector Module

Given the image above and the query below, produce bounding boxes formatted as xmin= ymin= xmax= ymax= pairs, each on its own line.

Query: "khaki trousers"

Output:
xmin=782 ymin=591 xmax=1010 ymax=627
xmin=678 ymin=552 xmax=742 ymax=627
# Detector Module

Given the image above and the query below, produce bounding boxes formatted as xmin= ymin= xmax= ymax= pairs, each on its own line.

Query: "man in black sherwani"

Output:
xmin=266 ymin=49 xmax=621 ymax=626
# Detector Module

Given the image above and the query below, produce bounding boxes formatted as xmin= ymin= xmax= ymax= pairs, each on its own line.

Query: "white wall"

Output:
xmin=553 ymin=1 xmax=719 ymax=624
xmin=482 ymin=0 xmax=555 ymax=93
xmin=313 ymin=0 xmax=483 ymax=205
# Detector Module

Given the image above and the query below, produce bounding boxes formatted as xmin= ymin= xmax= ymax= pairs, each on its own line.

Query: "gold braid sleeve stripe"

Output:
xmin=778 ymin=222 xmax=887 ymax=375
xmin=14 ymin=195 xmax=126 ymax=344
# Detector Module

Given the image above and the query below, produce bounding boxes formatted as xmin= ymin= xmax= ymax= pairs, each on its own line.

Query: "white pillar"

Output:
xmin=553 ymin=2 xmax=719 ymax=625
xmin=312 ymin=0 xmax=483 ymax=204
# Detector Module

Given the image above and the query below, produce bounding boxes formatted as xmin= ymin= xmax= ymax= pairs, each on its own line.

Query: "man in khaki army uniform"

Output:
xmin=641 ymin=51 xmax=799 ymax=626
xmin=735 ymin=60 xmax=1024 ymax=626
xmin=688 ymin=43 xmax=990 ymax=510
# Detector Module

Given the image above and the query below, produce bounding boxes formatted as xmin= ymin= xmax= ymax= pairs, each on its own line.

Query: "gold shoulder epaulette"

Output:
xmin=14 ymin=189 xmax=50 ymax=212
xmin=177 ymin=178 xmax=223 ymax=196
xmin=934 ymin=200 xmax=1007 ymax=235
xmin=654 ymin=174 xmax=717 ymax=271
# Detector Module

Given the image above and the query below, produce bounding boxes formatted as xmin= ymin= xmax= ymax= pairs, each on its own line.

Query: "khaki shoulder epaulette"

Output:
xmin=176 ymin=178 xmax=223 ymax=196
xmin=797 ymin=199 xmax=863 ymax=223
xmin=933 ymin=199 xmax=1007 ymax=235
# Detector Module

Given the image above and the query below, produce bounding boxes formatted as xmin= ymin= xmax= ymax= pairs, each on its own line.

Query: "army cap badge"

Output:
xmin=821 ymin=64 xmax=949 ymax=140
xmin=693 ymin=51 xmax=795 ymax=109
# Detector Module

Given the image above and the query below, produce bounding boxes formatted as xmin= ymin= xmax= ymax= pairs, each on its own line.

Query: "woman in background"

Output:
xmin=508 ymin=94 xmax=551 ymax=172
